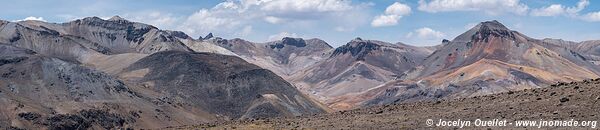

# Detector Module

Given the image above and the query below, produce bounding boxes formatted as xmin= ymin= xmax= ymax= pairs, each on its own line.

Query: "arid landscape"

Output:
xmin=180 ymin=79 xmax=600 ymax=129
xmin=1 ymin=0 xmax=600 ymax=129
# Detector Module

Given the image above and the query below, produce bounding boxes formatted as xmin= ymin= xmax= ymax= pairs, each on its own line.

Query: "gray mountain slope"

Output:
xmin=0 ymin=44 xmax=215 ymax=129
xmin=288 ymin=38 xmax=432 ymax=110
xmin=543 ymin=38 xmax=600 ymax=65
xmin=120 ymin=51 xmax=327 ymax=119
xmin=0 ymin=17 xmax=327 ymax=129
xmin=210 ymin=37 xmax=333 ymax=78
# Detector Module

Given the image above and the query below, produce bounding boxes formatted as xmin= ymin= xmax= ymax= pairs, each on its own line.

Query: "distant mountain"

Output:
xmin=0 ymin=17 xmax=326 ymax=129
xmin=206 ymin=36 xmax=432 ymax=110
xmin=288 ymin=38 xmax=432 ymax=110
xmin=209 ymin=37 xmax=333 ymax=78
xmin=543 ymin=38 xmax=600 ymax=65
xmin=3 ymin=16 xmax=600 ymax=129
xmin=362 ymin=20 xmax=600 ymax=107
xmin=0 ymin=16 xmax=239 ymax=64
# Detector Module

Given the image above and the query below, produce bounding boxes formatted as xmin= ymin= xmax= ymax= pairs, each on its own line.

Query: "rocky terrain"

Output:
xmin=209 ymin=37 xmax=333 ymax=78
xmin=120 ymin=51 xmax=327 ymax=120
xmin=2 ymin=16 xmax=600 ymax=129
xmin=0 ymin=44 xmax=212 ymax=129
xmin=0 ymin=17 xmax=327 ymax=129
xmin=356 ymin=20 xmax=600 ymax=108
xmin=206 ymin=36 xmax=434 ymax=110
xmin=288 ymin=38 xmax=432 ymax=110
xmin=183 ymin=79 xmax=600 ymax=129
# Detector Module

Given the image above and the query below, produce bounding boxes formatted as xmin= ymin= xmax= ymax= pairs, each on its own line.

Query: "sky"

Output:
xmin=1 ymin=0 xmax=599 ymax=47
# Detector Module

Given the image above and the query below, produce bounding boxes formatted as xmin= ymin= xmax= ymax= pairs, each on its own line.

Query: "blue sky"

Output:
xmin=1 ymin=0 xmax=599 ymax=47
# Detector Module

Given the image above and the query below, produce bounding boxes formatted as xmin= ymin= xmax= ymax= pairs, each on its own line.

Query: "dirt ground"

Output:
xmin=174 ymin=79 xmax=600 ymax=129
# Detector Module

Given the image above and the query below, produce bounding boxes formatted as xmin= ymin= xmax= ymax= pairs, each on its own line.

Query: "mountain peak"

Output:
xmin=267 ymin=37 xmax=307 ymax=49
xmin=108 ymin=15 xmax=127 ymax=21
xmin=281 ymin=37 xmax=306 ymax=47
xmin=477 ymin=20 xmax=510 ymax=32
xmin=203 ymin=33 xmax=214 ymax=40
xmin=453 ymin=20 xmax=515 ymax=42
xmin=331 ymin=39 xmax=383 ymax=60
xmin=352 ymin=37 xmax=364 ymax=42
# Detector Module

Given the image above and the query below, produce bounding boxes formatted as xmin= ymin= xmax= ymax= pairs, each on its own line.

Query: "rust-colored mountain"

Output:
xmin=361 ymin=20 xmax=600 ymax=107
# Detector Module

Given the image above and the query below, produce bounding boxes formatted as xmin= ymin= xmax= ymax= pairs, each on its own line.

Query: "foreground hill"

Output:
xmin=186 ymin=79 xmax=600 ymax=129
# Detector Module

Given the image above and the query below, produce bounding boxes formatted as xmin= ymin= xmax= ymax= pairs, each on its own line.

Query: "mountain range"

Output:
xmin=1 ymin=16 xmax=599 ymax=129
xmin=0 ymin=16 xmax=326 ymax=129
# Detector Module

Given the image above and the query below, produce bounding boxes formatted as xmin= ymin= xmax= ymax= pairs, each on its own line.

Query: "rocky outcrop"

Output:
xmin=209 ymin=37 xmax=333 ymax=78
xmin=331 ymin=38 xmax=383 ymax=60
xmin=202 ymin=33 xmax=214 ymax=40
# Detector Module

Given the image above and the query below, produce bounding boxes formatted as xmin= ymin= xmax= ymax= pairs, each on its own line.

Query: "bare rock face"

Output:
xmin=203 ymin=33 xmax=214 ymax=40
xmin=362 ymin=20 xmax=600 ymax=107
xmin=543 ymin=39 xmax=600 ymax=65
xmin=289 ymin=38 xmax=432 ymax=110
xmin=60 ymin=17 xmax=192 ymax=54
xmin=0 ymin=16 xmax=192 ymax=63
xmin=210 ymin=37 xmax=333 ymax=78
xmin=121 ymin=51 xmax=326 ymax=119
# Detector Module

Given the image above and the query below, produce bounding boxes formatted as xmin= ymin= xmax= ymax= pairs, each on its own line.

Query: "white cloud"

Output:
xmin=372 ymin=15 xmax=401 ymax=27
xmin=260 ymin=0 xmax=354 ymax=13
xmin=417 ymin=0 xmax=529 ymax=15
xmin=567 ymin=0 xmax=589 ymax=14
xmin=385 ymin=2 xmax=412 ymax=16
xmin=530 ymin=4 xmax=566 ymax=16
xmin=408 ymin=27 xmax=445 ymax=39
xmin=238 ymin=26 xmax=253 ymax=36
xmin=178 ymin=9 xmax=243 ymax=37
xmin=14 ymin=16 xmax=47 ymax=22
xmin=335 ymin=26 xmax=354 ymax=32
xmin=531 ymin=0 xmax=589 ymax=17
xmin=264 ymin=16 xmax=283 ymax=24
xmin=581 ymin=11 xmax=600 ymax=22
xmin=529 ymin=0 xmax=600 ymax=22
xmin=371 ymin=2 xmax=411 ymax=27
xmin=123 ymin=11 xmax=179 ymax=29
xmin=267 ymin=32 xmax=299 ymax=41
xmin=175 ymin=0 xmax=370 ymax=38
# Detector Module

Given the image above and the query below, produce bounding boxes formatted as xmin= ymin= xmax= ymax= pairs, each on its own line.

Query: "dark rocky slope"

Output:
xmin=209 ymin=37 xmax=333 ymax=78
xmin=0 ymin=44 xmax=215 ymax=129
xmin=120 ymin=51 xmax=327 ymax=120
